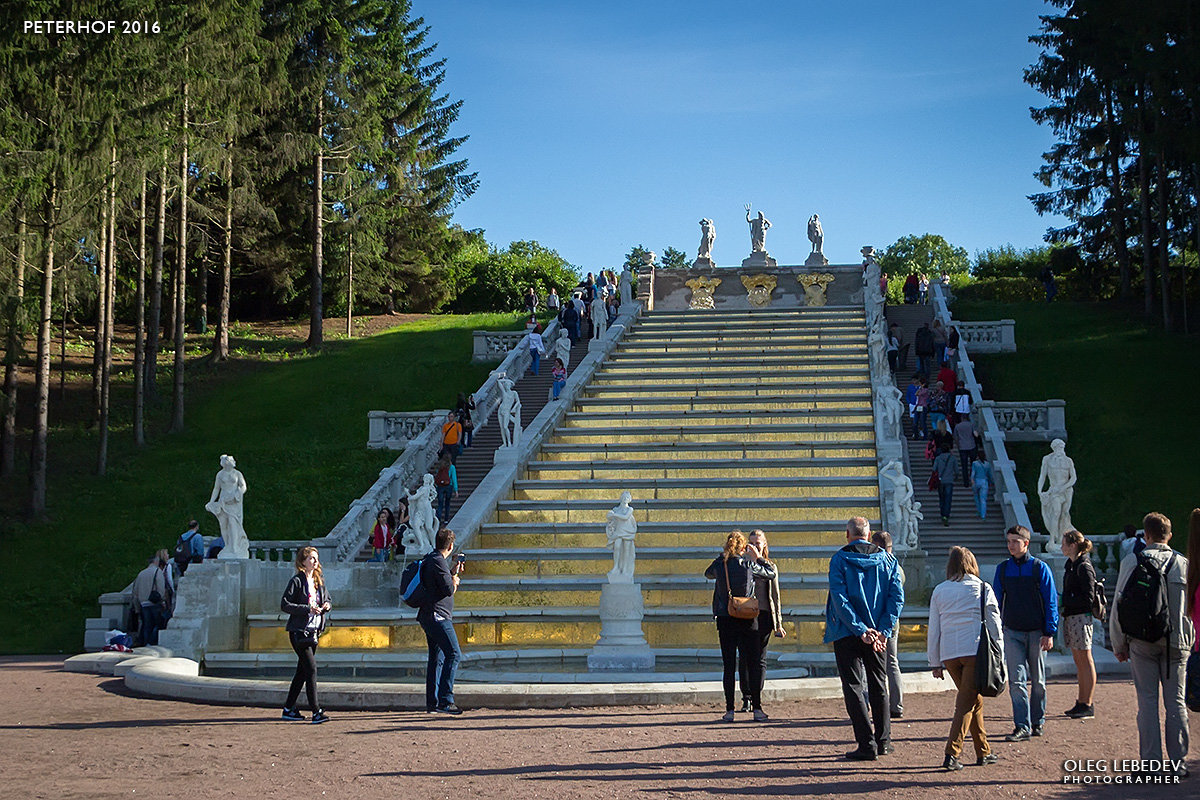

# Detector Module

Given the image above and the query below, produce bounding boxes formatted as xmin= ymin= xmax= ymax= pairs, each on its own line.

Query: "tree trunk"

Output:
xmin=307 ymin=94 xmax=324 ymax=352
xmin=1155 ymin=153 xmax=1172 ymax=332
xmin=1 ymin=207 xmax=27 ymax=477
xmin=1138 ymin=153 xmax=1155 ymax=316
xmin=346 ymin=230 xmax=353 ymax=338
xmin=92 ymin=180 xmax=109 ymax=428
xmin=1102 ymin=87 xmax=1132 ymax=300
xmin=98 ymin=145 xmax=117 ymax=475
xmin=146 ymin=147 xmax=167 ymax=398
xmin=30 ymin=179 xmax=57 ymax=516
xmin=134 ymin=172 xmax=146 ymax=446
xmin=170 ymin=79 xmax=189 ymax=433
xmin=214 ymin=144 xmax=232 ymax=360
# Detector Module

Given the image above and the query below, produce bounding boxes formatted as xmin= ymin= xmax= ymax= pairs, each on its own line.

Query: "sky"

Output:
xmin=415 ymin=0 xmax=1068 ymax=270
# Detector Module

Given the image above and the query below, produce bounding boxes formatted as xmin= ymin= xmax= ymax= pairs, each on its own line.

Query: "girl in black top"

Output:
xmin=1059 ymin=530 xmax=1097 ymax=719
xmin=281 ymin=546 xmax=332 ymax=723
xmin=704 ymin=530 xmax=777 ymax=722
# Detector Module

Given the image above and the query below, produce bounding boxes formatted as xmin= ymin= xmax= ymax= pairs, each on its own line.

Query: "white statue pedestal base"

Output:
xmin=587 ymin=338 xmax=606 ymax=354
xmin=587 ymin=582 xmax=656 ymax=671
xmin=805 ymin=252 xmax=830 ymax=267
xmin=692 ymin=257 xmax=715 ymax=269
xmin=741 ymin=252 xmax=777 ymax=268
xmin=493 ymin=445 xmax=519 ymax=466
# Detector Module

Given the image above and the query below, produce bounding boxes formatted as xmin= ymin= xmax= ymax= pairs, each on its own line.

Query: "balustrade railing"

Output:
xmin=956 ymin=320 xmax=1016 ymax=353
xmin=471 ymin=330 xmax=530 ymax=362
xmin=974 ymin=400 xmax=1067 ymax=441
xmin=367 ymin=411 xmax=445 ymax=450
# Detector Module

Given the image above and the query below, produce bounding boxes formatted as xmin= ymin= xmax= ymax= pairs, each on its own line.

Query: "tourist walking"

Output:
xmin=970 ymin=451 xmax=993 ymax=520
xmin=993 ymin=525 xmax=1058 ymax=742
xmin=1111 ymin=512 xmax=1192 ymax=773
xmin=704 ymin=530 xmax=776 ymax=722
xmin=928 ymin=546 xmax=1002 ymax=770
xmin=953 ymin=414 xmax=977 ymax=487
xmin=131 ymin=550 xmax=174 ymax=646
xmin=824 ymin=517 xmax=905 ymax=760
xmin=441 ymin=411 xmax=462 ymax=463
xmin=932 ymin=443 xmax=958 ymax=526
xmin=546 ymin=287 xmax=560 ymax=313
xmin=932 ymin=320 xmax=948 ymax=367
xmin=528 ymin=324 xmax=546 ymax=376
xmin=173 ymin=519 xmax=204 ymax=576
xmin=918 ymin=274 xmax=930 ymax=304
xmin=523 ymin=286 xmax=538 ymax=315
xmin=419 ymin=527 xmax=464 ymax=714
xmin=280 ymin=546 xmax=331 ymax=723
xmin=914 ymin=322 xmax=934 ymax=378
xmin=455 ymin=393 xmax=475 ymax=448
xmin=738 ymin=529 xmax=785 ymax=714
xmin=433 ymin=455 xmax=458 ymax=524
xmin=369 ymin=508 xmax=395 ymax=562
xmin=903 ymin=273 xmax=920 ymax=304
xmin=871 ymin=531 xmax=905 ymax=719
xmin=1059 ymin=530 xmax=1098 ymax=719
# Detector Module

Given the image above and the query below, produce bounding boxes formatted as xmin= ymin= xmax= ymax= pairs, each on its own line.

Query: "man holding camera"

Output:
xmin=419 ymin=527 xmax=465 ymax=714
xmin=824 ymin=517 xmax=905 ymax=761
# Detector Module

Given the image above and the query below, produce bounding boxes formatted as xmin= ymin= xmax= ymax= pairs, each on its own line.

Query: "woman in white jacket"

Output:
xmin=928 ymin=546 xmax=1004 ymax=771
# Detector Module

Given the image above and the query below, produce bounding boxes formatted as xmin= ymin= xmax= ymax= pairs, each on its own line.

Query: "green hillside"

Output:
xmin=0 ymin=313 xmax=532 ymax=654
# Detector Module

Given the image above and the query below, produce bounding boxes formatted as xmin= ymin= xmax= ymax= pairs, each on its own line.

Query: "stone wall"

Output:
xmin=650 ymin=265 xmax=866 ymax=311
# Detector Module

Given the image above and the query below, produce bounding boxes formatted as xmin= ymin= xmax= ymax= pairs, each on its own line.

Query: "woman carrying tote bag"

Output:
xmin=704 ymin=530 xmax=776 ymax=723
xmin=928 ymin=546 xmax=1004 ymax=771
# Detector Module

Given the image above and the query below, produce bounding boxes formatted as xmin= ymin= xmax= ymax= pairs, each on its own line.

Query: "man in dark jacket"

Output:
xmin=824 ymin=517 xmax=905 ymax=761
xmin=914 ymin=323 xmax=935 ymax=378
xmin=418 ymin=527 xmax=463 ymax=714
xmin=993 ymin=525 xmax=1058 ymax=742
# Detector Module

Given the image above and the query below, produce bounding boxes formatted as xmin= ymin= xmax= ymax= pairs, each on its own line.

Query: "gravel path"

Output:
xmin=2 ymin=656 xmax=1192 ymax=799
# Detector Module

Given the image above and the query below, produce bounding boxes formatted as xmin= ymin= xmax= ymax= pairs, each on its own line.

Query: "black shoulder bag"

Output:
xmin=974 ymin=583 xmax=1006 ymax=698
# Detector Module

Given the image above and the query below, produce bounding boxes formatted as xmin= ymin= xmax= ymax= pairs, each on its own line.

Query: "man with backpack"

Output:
xmin=1111 ymin=512 xmax=1192 ymax=773
xmin=914 ymin=322 xmax=935 ymax=379
xmin=416 ymin=527 xmax=463 ymax=714
xmin=992 ymin=525 xmax=1058 ymax=742
xmin=173 ymin=520 xmax=205 ymax=576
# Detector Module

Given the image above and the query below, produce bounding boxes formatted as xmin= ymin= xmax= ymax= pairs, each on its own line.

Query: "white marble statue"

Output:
xmin=406 ymin=473 xmax=439 ymax=553
xmin=555 ymin=332 xmax=571 ymax=369
xmin=880 ymin=460 xmax=923 ymax=549
xmin=697 ymin=218 xmax=716 ymax=260
xmin=808 ymin=214 xmax=824 ymax=255
xmin=619 ymin=267 xmax=633 ymax=306
xmin=745 ymin=205 xmax=771 ymax=252
xmin=1037 ymin=438 xmax=1076 ymax=547
xmin=497 ymin=372 xmax=522 ymax=448
xmin=868 ymin=325 xmax=889 ymax=378
xmin=875 ymin=384 xmax=905 ymax=434
xmin=605 ymin=490 xmax=638 ymax=584
xmin=205 ymin=454 xmax=249 ymax=559
xmin=590 ymin=294 xmax=607 ymax=339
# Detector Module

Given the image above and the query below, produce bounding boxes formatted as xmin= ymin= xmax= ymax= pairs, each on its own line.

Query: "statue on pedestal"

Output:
xmin=874 ymin=384 xmax=904 ymax=435
xmin=805 ymin=214 xmax=829 ymax=267
xmin=880 ymin=460 xmax=923 ymax=549
xmin=605 ymin=491 xmax=637 ymax=584
xmin=590 ymin=294 xmax=607 ymax=339
xmin=619 ymin=266 xmax=634 ymax=306
xmin=555 ymin=333 xmax=571 ymax=369
xmin=1037 ymin=438 xmax=1076 ymax=547
xmin=206 ymin=454 xmax=249 ymax=559
xmin=496 ymin=372 xmax=522 ymax=448
xmin=406 ymin=473 xmax=438 ymax=554
xmin=694 ymin=218 xmax=716 ymax=268
xmin=745 ymin=205 xmax=771 ymax=252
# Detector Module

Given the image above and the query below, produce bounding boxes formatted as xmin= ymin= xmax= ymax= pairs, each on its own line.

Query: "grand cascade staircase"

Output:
xmin=219 ymin=306 xmax=931 ymax=681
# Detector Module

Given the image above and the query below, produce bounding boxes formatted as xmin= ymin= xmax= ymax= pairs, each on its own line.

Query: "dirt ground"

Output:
xmin=2 ymin=656 xmax=1193 ymax=800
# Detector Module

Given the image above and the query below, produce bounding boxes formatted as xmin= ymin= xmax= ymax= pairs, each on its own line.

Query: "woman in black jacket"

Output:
xmin=705 ymin=530 xmax=777 ymax=722
xmin=281 ymin=546 xmax=332 ymax=723
xmin=1059 ymin=530 xmax=1098 ymax=719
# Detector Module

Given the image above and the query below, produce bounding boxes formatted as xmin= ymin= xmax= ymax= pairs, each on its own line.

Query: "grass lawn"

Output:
xmin=0 ymin=312 xmax=538 ymax=654
xmin=956 ymin=299 xmax=1199 ymax=549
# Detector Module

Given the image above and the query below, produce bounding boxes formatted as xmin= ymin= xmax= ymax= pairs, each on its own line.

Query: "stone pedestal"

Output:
xmin=805 ymin=252 xmax=829 ymax=267
xmin=587 ymin=337 xmax=607 ymax=354
xmin=692 ymin=256 xmax=716 ymax=269
xmin=587 ymin=582 xmax=655 ymax=671
xmin=493 ymin=445 xmax=519 ymax=466
xmin=741 ymin=251 xmax=777 ymax=268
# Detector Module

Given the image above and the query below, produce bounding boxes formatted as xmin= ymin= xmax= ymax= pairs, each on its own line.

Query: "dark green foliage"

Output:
xmin=450 ymin=240 xmax=580 ymax=313
xmin=879 ymin=234 xmax=970 ymax=276
xmin=660 ymin=247 xmax=689 ymax=269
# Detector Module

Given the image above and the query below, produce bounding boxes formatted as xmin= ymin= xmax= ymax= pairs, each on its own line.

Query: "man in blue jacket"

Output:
xmin=825 ymin=517 xmax=905 ymax=761
xmin=993 ymin=524 xmax=1058 ymax=742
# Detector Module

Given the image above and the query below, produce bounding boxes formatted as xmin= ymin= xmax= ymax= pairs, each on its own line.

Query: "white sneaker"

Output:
xmin=720 ymin=710 xmax=735 ymax=723
xmin=753 ymin=709 xmax=769 ymax=722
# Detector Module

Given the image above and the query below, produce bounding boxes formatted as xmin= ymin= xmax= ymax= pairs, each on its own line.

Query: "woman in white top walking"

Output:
xmin=928 ymin=546 xmax=1003 ymax=771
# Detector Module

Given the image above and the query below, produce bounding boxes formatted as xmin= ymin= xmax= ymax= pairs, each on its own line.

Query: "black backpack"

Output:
xmin=914 ymin=326 xmax=934 ymax=355
xmin=1117 ymin=551 xmax=1176 ymax=642
xmin=400 ymin=557 xmax=428 ymax=608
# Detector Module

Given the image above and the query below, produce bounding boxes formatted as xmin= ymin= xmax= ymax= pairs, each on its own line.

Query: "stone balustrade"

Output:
xmin=367 ymin=411 xmax=445 ymax=450
xmin=247 ymin=540 xmax=315 ymax=563
xmin=975 ymin=400 xmax=1067 ymax=441
xmin=471 ymin=330 xmax=530 ymax=362
xmin=956 ymin=320 xmax=1016 ymax=353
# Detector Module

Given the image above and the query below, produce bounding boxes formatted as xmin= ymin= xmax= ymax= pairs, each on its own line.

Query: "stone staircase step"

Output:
xmin=557 ymin=411 xmax=872 ymax=428
xmin=591 ymin=370 xmax=869 ymax=384
xmin=525 ymin=457 xmax=876 ymax=479
xmin=548 ymin=425 xmax=875 ymax=445
xmin=495 ymin=497 xmax=879 ymax=525
xmin=536 ymin=441 xmax=877 ymax=460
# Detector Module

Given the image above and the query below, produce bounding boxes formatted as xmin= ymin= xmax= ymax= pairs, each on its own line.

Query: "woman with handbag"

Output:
xmin=281 ymin=546 xmax=332 ymax=724
xmin=1060 ymin=530 xmax=1098 ymax=719
xmin=704 ymin=530 xmax=776 ymax=722
xmin=928 ymin=546 xmax=1003 ymax=771
xmin=738 ymin=529 xmax=786 ymax=713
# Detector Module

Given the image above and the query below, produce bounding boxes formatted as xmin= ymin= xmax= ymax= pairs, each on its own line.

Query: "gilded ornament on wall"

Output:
xmin=740 ymin=274 xmax=777 ymax=308
xmin=685 ymin=276 xmax=722 ymax=310
xmin=797 ymin=273 xmax=835 ymax=307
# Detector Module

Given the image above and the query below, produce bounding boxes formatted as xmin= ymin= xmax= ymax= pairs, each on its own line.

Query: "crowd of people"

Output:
xmin=699 ymin=511 xmax=1199 ymax=779
xmin=127 ymin=520 xmax=224 ymax=647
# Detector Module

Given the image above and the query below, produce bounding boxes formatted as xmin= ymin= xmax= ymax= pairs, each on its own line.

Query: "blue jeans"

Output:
xmin=436 ymin=485 xmax=453 ymax=522
xmin=938 ymin=483 xmax=953 ymax=518
xmin=139 ymin=602 xmax=164 ymax=646
xmin=420 ymin=616 xmax=461 ymax=709
xmin=912 ymin=408 xmax=927 ymax=438
xmin=1003 ymin=628 xmax=1046 ymax=732
xmin=973 ymin=481 xmax=989 ymax=519
xmin=529 ymin=348 xmax=540 ymax=375
xmin=552 ymin=378 xmax=566 ymax=399
xmin=369 ymin=547 xmax=388 ymax=562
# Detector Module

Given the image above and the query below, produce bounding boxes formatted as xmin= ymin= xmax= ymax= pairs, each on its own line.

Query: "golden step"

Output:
xmin=511 ymin=485 xmax=875 ymax=501
xmin=558 ymin=414 xmax=874 ymax=429
xmin=537 ymin=446 xmax=877 ymax=461
xmin=526 ymin=465 xmax=877 ymax=479
xmin=547 ymin=429 xmax=875 ymax=444
xmin=496 ymin=505 xmax=881 ymax=524
xmin=476 ymin=531 xmax=849 ymax=549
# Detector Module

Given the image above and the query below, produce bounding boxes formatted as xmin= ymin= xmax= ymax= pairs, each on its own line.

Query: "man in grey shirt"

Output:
xmin=953 ymin=416 xmax=977 ymax=488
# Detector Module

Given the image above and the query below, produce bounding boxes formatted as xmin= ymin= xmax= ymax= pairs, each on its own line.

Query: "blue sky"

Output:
xmin=415 ymin=0 xmax=1066 ymax=270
